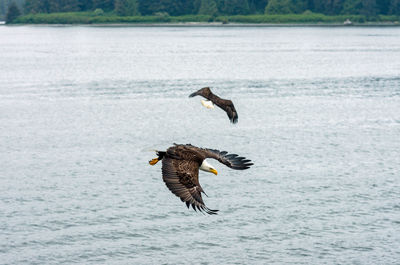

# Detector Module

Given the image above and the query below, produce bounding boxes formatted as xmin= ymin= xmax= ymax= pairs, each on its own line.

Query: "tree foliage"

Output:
xmin=6 ymin=1 xmax=20 ymax=23
xmin=264 ymin=0 xmax=307 ymax=14
xmin=248 ymin=0 xmax=268 ymax=14
xmin=265 ymin=0 xmax=293 ymax=14
xmin=222 ymin=0 xmax=250 ymax=14
xmin=198 ymin=0 xmax=218 ymax=15
xmin=389 ymin=0 xmax=400 ymax=14
xmin=341 ymin=0 xmax=378 ymax=16
xmin=92 ymin=0 xmax=114 ymax=11
xmin=1 ymin=0 xmax=23 ymax=19
xmin=360 ymin=0 xmax=378 ymax=16
xmin=3 ymin=0 xmax=398 ymax=19
xmin=138 ymin=0 xmax=194 ymax=16
xmin=115 ymin=0 xmax=139 ymax=16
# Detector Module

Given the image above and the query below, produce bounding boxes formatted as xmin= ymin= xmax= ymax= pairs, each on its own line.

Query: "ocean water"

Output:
xmin=1 ymin=25 xmax=400 ymax=264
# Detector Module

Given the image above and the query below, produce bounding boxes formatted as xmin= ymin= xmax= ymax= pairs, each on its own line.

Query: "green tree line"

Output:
xmin=2 ymin=0 xmax=400 ymax=21
xmin=1 ymin=0 xmax=23 ymax=19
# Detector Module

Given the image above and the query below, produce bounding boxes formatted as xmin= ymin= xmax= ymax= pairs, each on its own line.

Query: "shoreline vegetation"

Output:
xmin=8 ymin=12 xmax=400 ymax=25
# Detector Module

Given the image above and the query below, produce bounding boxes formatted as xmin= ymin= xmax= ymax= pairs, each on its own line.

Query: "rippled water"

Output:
xmin=1 ymin=25 xmax=400 ymax=264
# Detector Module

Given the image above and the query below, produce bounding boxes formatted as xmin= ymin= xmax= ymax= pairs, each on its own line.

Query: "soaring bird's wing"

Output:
xmin=161 ymin=157 xmax=218 ymax=215
xmin=215 ymin=99 xmax=238 ymax=124
xmin=189 ymin=87 xmax=239 ymax=123
xmin=202 ymin=148 xmax=253 ymax=170
xmin=189 ymin=87 xmax=212 ymax=100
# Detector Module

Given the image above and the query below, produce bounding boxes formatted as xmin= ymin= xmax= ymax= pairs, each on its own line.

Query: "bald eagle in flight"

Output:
xmin=189 ymin=87 xmax=239 ymax=124
xmin=149 ymin=144 xmax=253 ymax=215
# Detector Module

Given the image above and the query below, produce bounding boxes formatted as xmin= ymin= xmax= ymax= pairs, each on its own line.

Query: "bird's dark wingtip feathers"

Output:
xmin=187 ymin=203 xmax=218 ymax=215
xmin=208 ymin=148 xmax=253 ymax=170
xmin=205 ymin=208 xmax=219 ymax=215
xmin=224 ymin=152 xmax=253 ymax=170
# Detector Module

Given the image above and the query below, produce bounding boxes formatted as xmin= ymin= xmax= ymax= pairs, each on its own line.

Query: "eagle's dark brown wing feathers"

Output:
xmin=214 ymin=99 xmax=238 ymax=124
xmin=159 ymin=144 xmax=252 ymax=215
xmin=189 ymin=87 xmax=239 ymax=123
xmin=203 ymin=148 xmax=254 ymax=170
xmin=165 ymin=147 xmax=184 ymax=160
xmin=162 ymin=157 xmax=218 ymax=215
xmin=226 ymin=103 xmax=238 ymax=124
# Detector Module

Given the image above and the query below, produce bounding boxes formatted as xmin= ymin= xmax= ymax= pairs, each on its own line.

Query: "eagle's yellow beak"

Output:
xmin=149 ymin=158 xmax=159 ymax=165
xmin=210 ymin=168 xmax=218 ymax=175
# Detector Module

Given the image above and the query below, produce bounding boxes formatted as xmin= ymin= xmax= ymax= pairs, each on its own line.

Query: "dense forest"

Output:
xmin=2 ymin=0 xmax=400 ymax=22
xmin=1 ymin=0 xmax=23 ymax=19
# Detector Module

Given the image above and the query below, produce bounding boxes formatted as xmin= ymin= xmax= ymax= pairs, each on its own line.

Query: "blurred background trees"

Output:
xmin=1 ymin=0 xmax=399 ymax=21
xmin=5 ymin=0 xmax=20 ymax=22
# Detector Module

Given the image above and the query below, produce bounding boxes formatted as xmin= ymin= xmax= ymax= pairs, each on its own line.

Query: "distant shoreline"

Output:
xmin=8 ymin=12 xmax=400 ymax=27
xmin=3 ymin=22 xmax=400 ymax=27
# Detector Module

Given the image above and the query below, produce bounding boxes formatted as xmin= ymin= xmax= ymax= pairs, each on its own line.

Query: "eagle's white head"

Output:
xmin=201 ymin=99 xmax=215 ymax=109
xmin=200 ymin=159 xmax=218 ymax=175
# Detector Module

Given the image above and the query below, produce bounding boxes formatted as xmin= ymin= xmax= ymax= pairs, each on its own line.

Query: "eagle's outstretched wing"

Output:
xmin=189 ymin=87 xmax=239 ymax=124
xmin=161 ymin=157 xmax=218 ymax=215
xmin=202 ymin=148 xmax=253 ymax=170
xmin=215 ymin=99 xmax=238 ymax=124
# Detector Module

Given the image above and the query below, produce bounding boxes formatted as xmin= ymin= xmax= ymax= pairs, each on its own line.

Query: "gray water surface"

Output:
xmin=1 ymin=26 xmax=400 ymax=264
